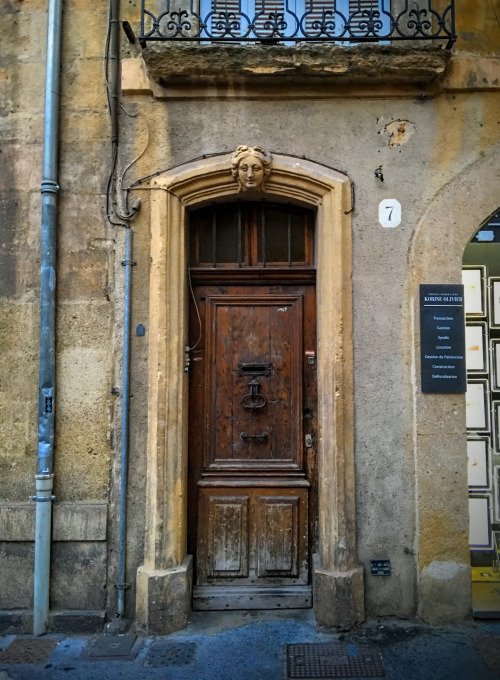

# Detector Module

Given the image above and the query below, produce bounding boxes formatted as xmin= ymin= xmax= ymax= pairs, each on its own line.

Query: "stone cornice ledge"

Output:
xmin=142 ymin=43 xmax=451 ymax=86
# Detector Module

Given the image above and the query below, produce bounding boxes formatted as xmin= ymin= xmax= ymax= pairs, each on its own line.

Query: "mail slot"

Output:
xmin=237 ymin=361 xmax=272 ymax=377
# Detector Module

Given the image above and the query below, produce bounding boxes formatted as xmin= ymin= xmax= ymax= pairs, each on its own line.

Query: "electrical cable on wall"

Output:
xmin=104 ymin=3 xmax=141 ymax=228
xmin=123 ymin=151 xmax=349 ymax=204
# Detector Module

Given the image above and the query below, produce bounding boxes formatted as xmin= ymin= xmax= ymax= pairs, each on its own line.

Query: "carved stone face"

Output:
xmin=237 ymin=153 xmax=265 ymax=191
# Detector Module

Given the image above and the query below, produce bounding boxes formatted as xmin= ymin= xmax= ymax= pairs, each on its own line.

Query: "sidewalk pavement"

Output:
xmin=1 ymin=611 xmax=499 ymax=680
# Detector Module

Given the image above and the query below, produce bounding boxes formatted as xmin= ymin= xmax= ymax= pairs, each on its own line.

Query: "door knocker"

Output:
xmin=241 ymin=379 xmax=267 ymax=410
xmin=237 ymin=360 xmax=271 ymax=410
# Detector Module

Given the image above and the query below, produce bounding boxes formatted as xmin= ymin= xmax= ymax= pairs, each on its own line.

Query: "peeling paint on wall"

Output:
xmin=383 ymin=120 xmax=416 ymax=147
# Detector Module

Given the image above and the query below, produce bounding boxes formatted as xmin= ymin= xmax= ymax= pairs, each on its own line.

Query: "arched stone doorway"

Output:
xmin=134 ymin=152 xmax=364 ymax=633
xmin=407 ymin=145 xmax=499 ymax=622
xmin=462 ymin=208 xmax=500 ymax=617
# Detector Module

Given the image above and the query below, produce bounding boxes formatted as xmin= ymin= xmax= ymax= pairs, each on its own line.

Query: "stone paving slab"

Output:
xmin=476 ymin=635 xmax=500 ymax=671
xmin=0 ymin=638 xmax=58 ymax=664
xmin=0 ymin=615 xmax=499 ymax=680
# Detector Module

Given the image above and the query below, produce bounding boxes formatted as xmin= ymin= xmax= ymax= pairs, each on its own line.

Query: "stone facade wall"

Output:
xmin=0 ymin=0 xmax=499 ymax=631
xmin=1 ymin=1 xmax=114 ymax=631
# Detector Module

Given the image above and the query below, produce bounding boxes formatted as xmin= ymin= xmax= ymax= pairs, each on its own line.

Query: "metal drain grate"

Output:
xmin=476 ymin=636 xmax=500 ymax=670
xmin=88 ymin=634 xmax=137 ymax=659
xmin=286 ymin=643 xmax=385 ymax=679
xmin=0 ymin=638 xmax=58 ymax=664
xmin=143 ymin=641 xmax=197 ymax=668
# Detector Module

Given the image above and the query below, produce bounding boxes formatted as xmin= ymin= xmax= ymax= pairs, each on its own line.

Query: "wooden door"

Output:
xmin=187 ymin=201 xmax=316 ymax=610
xmin=188 ymin=281 xmax=316 ymax=609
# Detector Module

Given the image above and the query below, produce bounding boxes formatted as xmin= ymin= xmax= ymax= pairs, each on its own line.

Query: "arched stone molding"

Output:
xmin=135 ymin=153 xmax=364 ymax=633
xmin=407 ymin=145 xmax=500 ymax=623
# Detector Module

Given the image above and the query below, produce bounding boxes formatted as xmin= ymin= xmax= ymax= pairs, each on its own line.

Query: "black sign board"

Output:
xmin=420 ymin=284 xmax=466 ymax=393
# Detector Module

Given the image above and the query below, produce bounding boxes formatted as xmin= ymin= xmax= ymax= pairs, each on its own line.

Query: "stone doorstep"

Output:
xmin=0 ymin=610 xmax=105 ymax=635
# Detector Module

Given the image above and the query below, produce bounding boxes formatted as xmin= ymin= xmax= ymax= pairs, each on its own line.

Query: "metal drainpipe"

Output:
xmin=106 ymin=0 xmax=133 ymax=630
xmin=33 ymin=0 xmax=63 ymax=636
xmin=115 ymin=227 xmax=133 ymax=624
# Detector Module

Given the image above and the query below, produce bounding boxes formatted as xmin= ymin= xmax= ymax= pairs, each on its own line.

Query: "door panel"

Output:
xmin=204 ymin=295 xmax=303 ymax=471
xmin=197 ymin=487 xmax=308 ymax=586
xmin=189 ymin=283 xmax=316 ymax=609
xmin=256 ymin=495 xmax=300 ymax=577
xmin=198 ymin=494 xmax=249 ymax=580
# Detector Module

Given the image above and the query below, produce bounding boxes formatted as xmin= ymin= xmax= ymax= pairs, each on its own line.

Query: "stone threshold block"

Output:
xmin=313 ymin=555 xmax=365 ymax=630
xmin=136 ymin=556 xmax=193 ymax=635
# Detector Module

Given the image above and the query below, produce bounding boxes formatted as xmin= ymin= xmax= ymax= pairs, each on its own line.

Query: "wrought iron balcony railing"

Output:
xmin=139 ymin=0 xmax=455 ymax=47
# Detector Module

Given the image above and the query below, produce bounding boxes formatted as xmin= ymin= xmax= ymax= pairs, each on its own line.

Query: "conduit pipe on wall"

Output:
xmin=116 ymin=227 xmax=133 ymax=623
xmin=34 ymin=0 xmax=63 ymax=636
xmin=106 ymin=0 xmax=134 ymax=629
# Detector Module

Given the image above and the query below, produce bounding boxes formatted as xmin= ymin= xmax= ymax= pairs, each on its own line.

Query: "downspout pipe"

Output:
xmin=34 ymin=0 xmax=63 ymax=636
xmin=105 ymin=0 xmax=134 ymax=630
xmin=116 ymin=227 xmax=132 ymax=623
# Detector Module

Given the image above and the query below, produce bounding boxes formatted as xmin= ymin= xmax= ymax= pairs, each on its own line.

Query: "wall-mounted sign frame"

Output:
xmin=420 ymin=284 xmax=466 ymax=393
xmin=467 ymin=436 xmax=491 ymax=491
xmin=469 ymin=495 xmax=492 ymax=550
xmin=465 ymin=322 xmax=489 ymax=374
xmin=488 ymin=277 xmax=500 ymax=328
xmin=492 ymin=401 xmax=500 ymax=453
xmin=466 ymin=379 xmax=490 ymax=432
xmin=495 ymin=467 xmax=500 ymax=522
xmin=462 ymin=266 xmax=486 ymax=317
xmin=491 ymin=339 xmax=500 ymax=392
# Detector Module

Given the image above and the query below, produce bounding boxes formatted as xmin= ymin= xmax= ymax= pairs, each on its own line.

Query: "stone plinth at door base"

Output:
xmin=313 ymin=556 xmax=365 ymax=630
xmin=135 ymin=556 xmax=193 ymax=634
xmin=418 ymin=561 xmax=471 ymax=624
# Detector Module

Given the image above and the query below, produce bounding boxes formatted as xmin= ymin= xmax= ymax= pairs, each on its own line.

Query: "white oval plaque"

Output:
xmin=379 ymin=199 xmax=401 ymax=228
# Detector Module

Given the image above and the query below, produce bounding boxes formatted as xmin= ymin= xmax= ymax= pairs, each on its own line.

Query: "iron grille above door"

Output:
xmin=189 ymin=202 xmax=315 ymax=269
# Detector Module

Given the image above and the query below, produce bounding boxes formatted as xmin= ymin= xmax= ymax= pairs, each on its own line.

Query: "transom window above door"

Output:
xmin=189 ymin=202 xmax=315 ymax=268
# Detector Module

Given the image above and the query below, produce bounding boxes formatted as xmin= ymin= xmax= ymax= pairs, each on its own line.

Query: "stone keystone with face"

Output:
xmin=231 ymin=145 xmax=272 ymax=192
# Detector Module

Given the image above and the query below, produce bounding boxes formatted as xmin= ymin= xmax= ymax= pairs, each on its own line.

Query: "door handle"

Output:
xmin=240 ymin=432 xmax=268 ymax=443
xmin=305 ymin=434 xmax=313 ymax=448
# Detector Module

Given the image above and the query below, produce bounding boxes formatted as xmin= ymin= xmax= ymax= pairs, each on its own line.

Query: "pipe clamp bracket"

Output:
xmin=40 ymin=180 xmax=60 ymax=195
xmin=32 ymin=495 xmax=56 ymax=502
